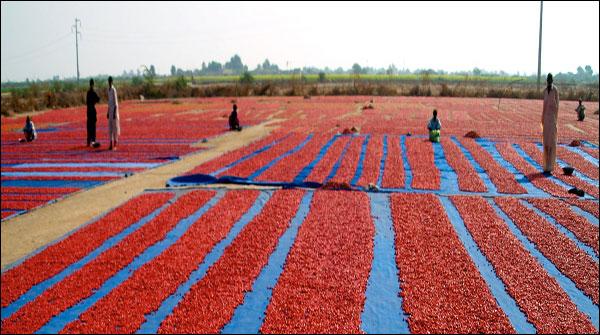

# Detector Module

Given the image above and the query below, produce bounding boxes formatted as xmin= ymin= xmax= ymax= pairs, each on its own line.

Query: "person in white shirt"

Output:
xmin=107 ymin=76 xmax=120 ymax=150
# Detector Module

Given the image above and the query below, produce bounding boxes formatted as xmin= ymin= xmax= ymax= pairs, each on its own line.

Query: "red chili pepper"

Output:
xmin=390 ymin=193 xmax=514 ymax=334
xmin=1 ymin=191 xmax=212 ymax=334
xmin=261 ymin=190 xmax=373 ymax=334
xmin=489 ymin=197 xmax=597 ymax=333
xmin=458 ymin=138 xmax=526 ymax=194
xmin=160 ymin=190 xmax=304 ymax=334
xmin=63 ymin=190 xmax=261 ymax=334
xmin=441 ymin=138 xmax=486 ymax=192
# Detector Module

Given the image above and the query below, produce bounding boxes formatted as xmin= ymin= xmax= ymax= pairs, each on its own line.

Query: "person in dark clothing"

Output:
xmin=86 ymin=79 xmax=100 ymax=147
xmin=575 ymin=99 xmax=586 ymax=121
xmin=229 ymin=104 xmax=242 ymax=131
xmin=21 ymin=115 xmax=37 ymax=142
xmin=427 ymin=109 xmax=442 ymax=142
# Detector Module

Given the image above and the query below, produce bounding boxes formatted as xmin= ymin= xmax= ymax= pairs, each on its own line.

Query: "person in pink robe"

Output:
xmin=542 ymin=73 xmax=559 ymax=173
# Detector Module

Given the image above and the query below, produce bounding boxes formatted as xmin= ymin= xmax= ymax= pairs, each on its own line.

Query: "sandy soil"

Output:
xmin=1 ymin=120 xmax=279 ymax=269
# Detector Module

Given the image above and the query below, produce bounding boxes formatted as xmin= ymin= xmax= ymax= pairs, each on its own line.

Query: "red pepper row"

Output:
xmin=0 ymin=192 xmax=173 ymax=308
xmin=391 ymin=193 xmax=514 ymax=333
xmin=1 ymin=194 xmax=62 ymax=202
xmin=1 ymin=200 xmax=47 ymax=211
xmin=457 ymin=138 xmax=526 ymax=194
xmin=0 ymin=187 xmax=80 ymax=194
xmin=329 ymin=136 xmax=364 ymax=184
xmin=357 ymin=135 xmax=384 ymax=187
xmin=495 ymin=143 xmax=573 ymax=198
xmin=405 ymin=137 xmax=439 ymax=190
xmin=257 ymin=134 xmax=330 ymax=182
xmin=1 ymin=211 xmax=17 ymax=219
xmin=581 ymin=146 xmax=599 ymax=159
xmin=221 ymin=134 xmax=307 ymax=178
xmin=261 ymin=191 xmax=373 ymax=334
xmin=1 ymin=176 xmax=119 ymax=182
xmin=305 ymin=136 xmax=351 ymax=183
xmin=1 ymin=167 xmax=146 ymax=173
xmin=159 ymin=190 xmax=304 ymax=333
xmin=527 ymin=198 xmax=599 ymax=256
xmin=381 ymin=136 xmax=405 ymax=188
xmin=0 ymin=190 xmax=213 ymax=334
xmin=453 ymin=195 xmax=596 ymax=333
xmin=185 ymin=131 xmax=287 ymax=175
xmin=441 ymin=138 xmax=486 ymax=192
xmin=501 ymin=198 xmax=599 ymax=304
xmin=62 ymin=190 xmax=260 ymax=334
xmin=556 ymin=146 xmax=599 ymax=181
xmin=517 ymin=142 xmax=599 ymax=199
xmin=567 ymin=199 xmax=600 ymax=218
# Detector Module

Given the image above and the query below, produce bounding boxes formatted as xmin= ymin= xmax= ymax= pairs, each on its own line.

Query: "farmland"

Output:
xmin=1 ymin=96 xmax=599 ymax=333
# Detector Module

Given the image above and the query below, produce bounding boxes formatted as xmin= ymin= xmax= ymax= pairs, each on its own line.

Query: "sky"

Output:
xmin=1 ymin=1 xmax=599 ymax=82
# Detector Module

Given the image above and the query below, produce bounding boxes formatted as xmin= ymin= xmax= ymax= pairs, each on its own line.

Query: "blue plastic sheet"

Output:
xmin=222 ymin=191 xmax=313 ymax=333
xmin=38 ymin=191 xmax=225 ymax=334
xmin=489 ymin=198 xmax=599 ymax=330
xmin=136 ymin=191 xmax=272 ymax=334
xmin=439 ymin=196 xmax=535 ymax=333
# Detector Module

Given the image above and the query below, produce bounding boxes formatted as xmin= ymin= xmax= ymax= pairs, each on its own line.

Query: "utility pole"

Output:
xmin=537 ymin=1 xmax=543 ymax=91
xmin=72 ymin=18 xmax=82 ymax=83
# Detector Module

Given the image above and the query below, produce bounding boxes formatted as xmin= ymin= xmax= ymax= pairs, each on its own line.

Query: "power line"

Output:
xmin=2 ymin=32 xmax=71 ymax=61
xmin=2 ymin=39 xmax=71 ymax=65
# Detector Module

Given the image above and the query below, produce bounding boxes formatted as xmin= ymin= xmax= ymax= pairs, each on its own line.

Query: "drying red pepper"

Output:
xmin=1 ymin=192 xmax=173 ymax=309
xmin=160 ymin=190 xmax=304 ymax=334
xmin=441 ymin=138 xmax=486 ymax=192
xmin=261 ymin=190 xmax=373 ymax=334
xmin=382 ymin=135 xmax=405 ymax=188
xmin=1 ymin=190 xmax=213 ymax=334
xmin=63 ymin=190 xmax=260 ymax=334
xmin=391 ymin=193 xmax=514 ymax=334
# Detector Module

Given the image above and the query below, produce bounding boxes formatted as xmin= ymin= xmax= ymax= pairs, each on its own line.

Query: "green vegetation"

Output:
xmin=2 ymin=54 xmax=598 ymax=116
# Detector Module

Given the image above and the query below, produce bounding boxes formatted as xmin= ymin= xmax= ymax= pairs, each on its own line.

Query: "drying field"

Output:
xmin=1 ymin=96 xmax=598 ymax=333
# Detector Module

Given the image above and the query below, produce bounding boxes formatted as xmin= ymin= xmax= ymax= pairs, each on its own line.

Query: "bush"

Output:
xmin=240 ymin=71 xmax=254 ymax=84
xmin=174 ymin=75 xmax=187 ymax=92
xmin=409 ymin=85 xmax=421 ymax=96
xmin=318 ymin=72 xmax=326 ymax=83
xmin=440 ymin=84 xmax=452 ymax=97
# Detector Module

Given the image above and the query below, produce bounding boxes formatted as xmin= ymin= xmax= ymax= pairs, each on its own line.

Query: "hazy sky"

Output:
xmin=1 ymin=1 xmax=599 ymax=82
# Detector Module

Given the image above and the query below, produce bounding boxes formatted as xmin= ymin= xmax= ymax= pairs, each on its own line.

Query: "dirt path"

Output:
xmin=1 ymin=120 xmax=280 ymax=270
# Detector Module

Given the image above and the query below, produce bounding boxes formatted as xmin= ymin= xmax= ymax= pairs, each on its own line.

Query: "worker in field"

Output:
xmin=229 ymin=104 xmax=242 ymax=131
xmin=107 ymin=76 xmax=120 ymax=150
xmin=542 ymin=73 xmax=559 ymax=173
xmin=86 ymin=79 xmax=100 ymax=147
xmin=575 ymin=99 xmax=586 ymax=121
xmin=20 ymin=115 xmax=37 ymax=142
xmin=427 ymin=109 xmax=442 ymax=142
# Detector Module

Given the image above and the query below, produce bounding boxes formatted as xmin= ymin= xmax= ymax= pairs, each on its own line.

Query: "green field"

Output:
xmin=156 ymin=73 xmax=533 ymax=85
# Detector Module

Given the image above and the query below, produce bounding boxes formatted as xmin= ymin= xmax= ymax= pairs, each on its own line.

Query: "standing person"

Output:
xmin=21 ymin=115 xmax=37 ymax=142
xmin=107 ymin=76 xmax=120 ymax=150
xmin=427 ymin=109 xmax=442 ymax=142
xmin=542 ymin=73 xmax=559 ymax=173
xmin=575 ymin=99 xmax=586 ymax=121
xmin=86 ymin=79 xmax=100 ymax=147
xmin=228 ymin=104 xmax=242 ymax=131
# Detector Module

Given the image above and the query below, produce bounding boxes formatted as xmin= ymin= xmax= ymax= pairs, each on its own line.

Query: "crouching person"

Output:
xmin=427 ymin=109 xmax=442 ymax=142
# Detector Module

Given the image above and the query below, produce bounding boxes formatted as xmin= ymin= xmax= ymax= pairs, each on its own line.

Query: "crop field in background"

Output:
xmin=1 ymin=96 xmax=598 ymax=333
